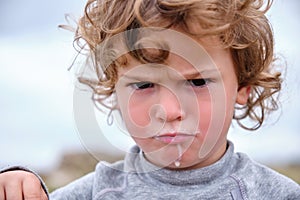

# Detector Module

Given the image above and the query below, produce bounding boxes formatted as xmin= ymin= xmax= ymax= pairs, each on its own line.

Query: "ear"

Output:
xmin=236 ymin=86 xmax=251 ymax=105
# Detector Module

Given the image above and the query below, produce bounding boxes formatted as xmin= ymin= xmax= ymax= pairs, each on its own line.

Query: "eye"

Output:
xmin=188 ymin=79 xmax=208 ymax=87
xmin=132 ymin=82 xmax=154 ymax=90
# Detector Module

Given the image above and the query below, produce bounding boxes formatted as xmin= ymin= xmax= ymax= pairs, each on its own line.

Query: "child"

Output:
xmin=0 ymin=0 xmax=299 ymax=199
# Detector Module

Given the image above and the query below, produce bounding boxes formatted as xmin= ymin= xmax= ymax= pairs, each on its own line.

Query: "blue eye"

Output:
xmin=132 ymin=82 xmax=154 ymax=90
xmin=188 ymin=79 xmax=208 ymax=87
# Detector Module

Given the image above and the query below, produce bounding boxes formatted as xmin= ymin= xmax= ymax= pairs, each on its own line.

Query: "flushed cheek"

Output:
xmin=197 ymin=101 xmax=212 ymax=135
xmin=127 ymin=94 xmax=153 ymax=127
xmin=122 ymin=95 xmax=161 ymax=139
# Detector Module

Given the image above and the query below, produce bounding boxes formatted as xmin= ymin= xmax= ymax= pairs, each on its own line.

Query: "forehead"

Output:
xmin=117 ymin=41 xmax=232 ymax=79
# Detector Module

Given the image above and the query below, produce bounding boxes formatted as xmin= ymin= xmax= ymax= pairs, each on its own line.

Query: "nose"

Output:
xmin=154 ymin=87 xmax=185 ymax=122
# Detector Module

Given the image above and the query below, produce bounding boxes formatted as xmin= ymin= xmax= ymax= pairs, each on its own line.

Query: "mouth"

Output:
xmin=153 ymin=133 xmax=195 ymax=144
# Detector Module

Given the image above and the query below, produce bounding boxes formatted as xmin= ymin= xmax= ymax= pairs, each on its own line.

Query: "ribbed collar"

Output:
xmin=124 ymin=141 xmax=237 ymax=186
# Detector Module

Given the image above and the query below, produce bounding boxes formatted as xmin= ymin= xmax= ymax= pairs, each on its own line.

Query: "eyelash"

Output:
xmin=187 ymin=79 xmax=209 ymax=87
xmin=131 ymin=79 xmax=210 ymax=90
xmin=131 ymin=82 xmax=154 ymax=90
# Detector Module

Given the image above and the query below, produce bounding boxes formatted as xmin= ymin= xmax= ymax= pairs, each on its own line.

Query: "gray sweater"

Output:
xmin=50 ymin=141 xmax=300 ymax=200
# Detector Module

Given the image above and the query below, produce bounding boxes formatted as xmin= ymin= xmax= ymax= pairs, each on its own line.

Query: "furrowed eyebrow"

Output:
xmin=182 ymin=72 xmax=201 ymax=79
xmin=181 ymin=69 xmax=219 ymax=79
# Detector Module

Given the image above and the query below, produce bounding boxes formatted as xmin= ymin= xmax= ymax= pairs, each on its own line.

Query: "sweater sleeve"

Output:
xmin=0 ymin=166 xmax=49 ymax=199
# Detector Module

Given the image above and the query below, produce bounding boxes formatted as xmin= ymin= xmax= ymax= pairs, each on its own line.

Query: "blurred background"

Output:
xmin=0 ymin=0 xmax=299 ymax=191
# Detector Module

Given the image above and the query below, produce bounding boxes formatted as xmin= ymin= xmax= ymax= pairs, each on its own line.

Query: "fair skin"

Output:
xmin=0 ymin=170 xmax=48 ymax=200
xmin=0 ymin=31 xmax=249 ymax=199
xmin=116 ymin=35 xmax=249 ymax=170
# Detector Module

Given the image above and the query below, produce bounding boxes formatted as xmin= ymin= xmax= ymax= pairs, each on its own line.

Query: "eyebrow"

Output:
xmin=178 ymin=69 xmax=219 ymax=79
xmin=182 ymin=71 xmax=201 ymax=79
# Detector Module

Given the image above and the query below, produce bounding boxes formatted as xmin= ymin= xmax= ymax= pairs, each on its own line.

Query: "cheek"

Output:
xmin=117 ymin=90 xmax=148 ymax=135
xmin=124 ymin=92 xmax=154 ymax=130
xmin=198 ymin=101 xmax=212 ymax=134
xmin=195 ymin=86 xmax=233 ymax=137
xmin=128 ymin=99 xmax=151 ymax=127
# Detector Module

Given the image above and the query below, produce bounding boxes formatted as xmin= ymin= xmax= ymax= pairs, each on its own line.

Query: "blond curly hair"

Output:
xmin=70 ymin=0 xmax=281 ymax=130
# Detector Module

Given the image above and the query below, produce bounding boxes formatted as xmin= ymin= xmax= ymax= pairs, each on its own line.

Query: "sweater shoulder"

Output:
xmin=93 ymin=160 xmax=128 ymax=195
xmin=50 ymin=172 xmax=95 ymax=199
xmin=50 ymin=160 xmax=126 ymax=199
xmin=94 ymin=159 xmax=126 ymax=183
xmin=233 ymin=152 xmax=300 ymax=199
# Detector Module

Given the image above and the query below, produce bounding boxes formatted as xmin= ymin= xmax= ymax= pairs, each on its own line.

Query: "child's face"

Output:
xmin=115 ymin=32 xmax=249 ymax=170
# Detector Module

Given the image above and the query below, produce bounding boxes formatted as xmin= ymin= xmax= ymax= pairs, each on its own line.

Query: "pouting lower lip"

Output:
xmin=153 ymin=133 xmax=195 ymax=144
